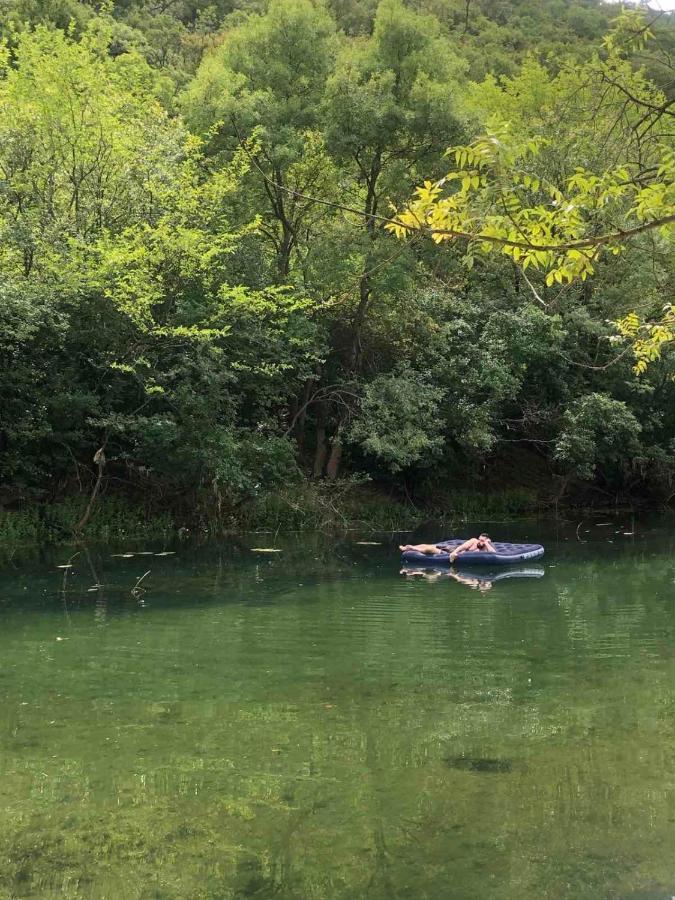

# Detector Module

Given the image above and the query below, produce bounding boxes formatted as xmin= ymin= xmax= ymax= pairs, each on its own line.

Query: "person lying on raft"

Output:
xmin=399 ymin=534 xmax=496 ymax=558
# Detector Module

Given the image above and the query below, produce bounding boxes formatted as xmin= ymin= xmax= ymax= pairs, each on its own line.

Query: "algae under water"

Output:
xmin=0 ymin=519 xmax=674 ymax=899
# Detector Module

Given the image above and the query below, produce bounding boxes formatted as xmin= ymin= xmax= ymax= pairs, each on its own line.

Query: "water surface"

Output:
xmin=1 ymin=520 xmax=674 ymax=898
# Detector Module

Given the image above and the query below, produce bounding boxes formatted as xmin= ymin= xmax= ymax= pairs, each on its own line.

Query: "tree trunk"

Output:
xmin=326 ymin=432 xmax=342 ymax=480
xmin=268 ymin=165 xmax=294 ymax=278
xmin=349 ymin=273 xmax=371 ymax=371
xmin=463 ymin=0 xmax=471 ymax=35
xmin=348 ymin=150 xmax=382 ymax=372
xmin=277 ymin=224 xmax=293 ymax=277
xmin=293 ymin=376 xmax=316 ymax=453
xmin=312 ymin=404 xmax=328 ymax=478
xmin=513 ymin=262 xmax=521 ymax=296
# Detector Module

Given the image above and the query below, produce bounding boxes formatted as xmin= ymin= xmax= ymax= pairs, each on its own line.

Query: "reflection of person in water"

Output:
xmin=400 ymin=567 xmax=446 ymax=582
xmin=400 ymin=567 xmax=493 ymax=591
xmin=447 ymin=569 xmax=493 ymax=592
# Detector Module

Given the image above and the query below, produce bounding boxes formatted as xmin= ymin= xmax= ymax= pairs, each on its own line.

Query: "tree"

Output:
xmin=324 ymin=0 xmax=465 ymax=369
xmin=0 ymin=19 xmax=317 ymax=515
xmin=387 ymin=10 xmax=675 ymax=370
xmin=181 ymin=0 xmax=338 ymax=278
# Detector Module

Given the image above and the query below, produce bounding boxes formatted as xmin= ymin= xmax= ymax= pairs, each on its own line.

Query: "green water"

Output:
xmin=1 ymin=520 xmax=674 ymax=900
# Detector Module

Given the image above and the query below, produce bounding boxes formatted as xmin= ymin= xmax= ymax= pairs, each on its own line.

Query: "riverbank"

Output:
xmin=0 ymin=486 xmax=534 ymax=545
xmin=0 ymin=477 xmax=666 ymax=548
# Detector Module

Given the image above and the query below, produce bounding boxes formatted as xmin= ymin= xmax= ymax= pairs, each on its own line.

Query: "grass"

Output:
xmin=0 ymin=496 xmax=174 ymax=545
xmin=421 ymin=487 xmax=540 ymax=520
xmin=0 ymin=483 xmax=543 ymax=548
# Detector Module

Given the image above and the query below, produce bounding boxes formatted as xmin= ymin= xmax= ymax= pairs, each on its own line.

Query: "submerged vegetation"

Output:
xmin=0 ymin=0 xmax=673 ymax=538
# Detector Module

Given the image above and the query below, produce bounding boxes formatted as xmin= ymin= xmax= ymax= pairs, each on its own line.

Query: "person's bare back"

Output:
xmin=449 ymin=533 xmax=496 ymax=562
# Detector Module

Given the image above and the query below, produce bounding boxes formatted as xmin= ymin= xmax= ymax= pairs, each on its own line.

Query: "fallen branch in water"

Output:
xmin=131 ymin=570 xmax=151 ymax=598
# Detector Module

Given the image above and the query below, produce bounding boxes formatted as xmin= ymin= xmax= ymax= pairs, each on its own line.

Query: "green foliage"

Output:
xmin=0 ymin=0 xmax=674 ymax=534
xmin=554 ymin=394 xmax=642 ymax=481
xmin=183 ymin=0 xmax=337 ymax=143
xmin=390 ymin=10 xmax=675 ymax=369
xmin=0 ymin=19 xmax=317 ymax=522
xmin=348 ymin=371 xmax=446 ymax=471
xmin=0 ymin=24 xmax=180 ymax=276
xmin=182 ymin=0 xmax=338 ymax=277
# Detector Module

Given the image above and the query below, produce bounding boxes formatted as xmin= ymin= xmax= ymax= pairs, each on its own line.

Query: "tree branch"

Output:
xmin=234 ymin=133 xmax=675 ymax=257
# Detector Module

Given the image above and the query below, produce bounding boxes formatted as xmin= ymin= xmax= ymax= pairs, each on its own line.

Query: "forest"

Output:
xmin=0 ymin=0 xmax=674 ymax=536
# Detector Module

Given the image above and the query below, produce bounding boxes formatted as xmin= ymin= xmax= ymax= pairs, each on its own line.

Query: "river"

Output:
xmin=0 ymin=518 xmax=673 ymax=898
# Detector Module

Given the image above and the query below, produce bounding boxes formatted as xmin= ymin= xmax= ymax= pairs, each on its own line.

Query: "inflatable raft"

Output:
xmin=401 ymin=539 xmax=544 ymax=566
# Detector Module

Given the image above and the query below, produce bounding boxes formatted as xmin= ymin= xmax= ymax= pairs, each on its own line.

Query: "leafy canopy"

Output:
xmin=388 ymin=10 xmax=675 ymax=370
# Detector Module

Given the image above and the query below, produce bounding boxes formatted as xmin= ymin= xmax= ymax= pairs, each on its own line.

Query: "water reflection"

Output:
xmin=400 ymin=564 xmax=546 ymax=590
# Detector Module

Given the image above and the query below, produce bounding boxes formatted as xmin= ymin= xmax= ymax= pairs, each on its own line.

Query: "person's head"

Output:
xmin=477 ymin=532 xmax=490 ymax=549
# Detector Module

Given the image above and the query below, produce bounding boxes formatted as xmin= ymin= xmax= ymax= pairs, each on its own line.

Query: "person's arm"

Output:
xmin=449 ymin=538 xmax=476 ymax=560
xmin=484 ymin=539 xmax=496 ymax=553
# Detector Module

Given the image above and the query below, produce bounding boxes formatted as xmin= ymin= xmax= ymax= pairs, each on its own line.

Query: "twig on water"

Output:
xmin=59 ymin=551 xmax=81 ymax=595
xmin=131 ymin=570 xmax=151 ymax=598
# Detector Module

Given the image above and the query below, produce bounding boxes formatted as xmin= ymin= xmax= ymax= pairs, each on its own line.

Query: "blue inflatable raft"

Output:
xmin=401 ymin=539 xmax=544 ymax=567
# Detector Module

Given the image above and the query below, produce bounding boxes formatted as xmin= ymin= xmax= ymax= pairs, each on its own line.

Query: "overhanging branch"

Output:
xmin=234 ymin=133 xmax=675 ymax=255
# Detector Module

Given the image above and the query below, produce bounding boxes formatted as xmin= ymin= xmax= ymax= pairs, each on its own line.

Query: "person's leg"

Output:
xmin=399 ymin=543 xmax=442 ymax=554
